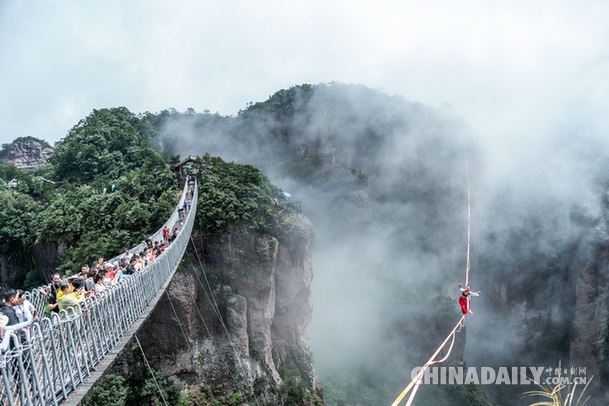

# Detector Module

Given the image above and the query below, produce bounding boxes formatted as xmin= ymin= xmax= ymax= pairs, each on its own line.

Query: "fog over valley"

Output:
xmin=3 ymin=1 xmax=609 ymax=404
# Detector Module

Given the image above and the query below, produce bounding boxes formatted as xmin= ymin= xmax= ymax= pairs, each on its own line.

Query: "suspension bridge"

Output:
xmin=0 ymin=179 xmax=198 ymax=406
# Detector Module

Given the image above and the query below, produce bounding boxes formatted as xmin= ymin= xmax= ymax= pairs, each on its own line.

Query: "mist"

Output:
xmin=147 ymin=78 xmax=609 ymax=404
xmin=4 ymin=1 xmax=609 ymax=403
xmin=3 ymin=1 xmax=609 ymax=149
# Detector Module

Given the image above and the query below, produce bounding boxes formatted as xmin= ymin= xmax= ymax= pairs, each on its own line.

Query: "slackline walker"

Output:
xmin=391 ymin=153 xmax=480 ymax=406
xmin=458 ymin=283 xmax=481 ymax=315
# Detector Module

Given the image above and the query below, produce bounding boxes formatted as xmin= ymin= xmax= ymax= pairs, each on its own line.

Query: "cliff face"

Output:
xmin=1 ymin=138 xmax=53 ymax=170
xmin=119 ymin=209 xmax=319 ymax=403
xmin=1 ymin=241 xmax=62 ymax=289
xmin=467 ymin=202 xmax=609 ymax=405
xmin=569 ymin=232 xmax=609 ymax=404
xmin=570 ymin=260 xmax=609 ymax=403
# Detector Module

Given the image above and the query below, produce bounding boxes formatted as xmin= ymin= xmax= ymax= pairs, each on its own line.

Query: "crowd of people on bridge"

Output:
xmin=0 ymin=232 xmax=178 ymax=340
xmin=0 ymin=184 xmax=194 ymax=341
xmin=48 ymin=236 xmax=175 ymax=311
xmin=0 ymin=220 xmax=185 ymax=340
xmin=0 ymin=290 xmax=37 ymax=328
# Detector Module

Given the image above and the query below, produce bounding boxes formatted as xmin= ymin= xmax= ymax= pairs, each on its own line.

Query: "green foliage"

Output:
xmin=0 ymin=163 xmax=21 ymax=184
xmin=278 ymin=363 xmax=323 ymax=406
xmin=125 ymin=367 xmax=186 ymax=406
xmin=86 ymin=370 xmax=189 ymax=406
xmin=0 ymin=163 xmax=57 ymax=200
xmin=320 ymin=371 xmax=393 ymax=406
xmin=50 ymin=107 xmax=148 ymax=183
xmin=198 ymin=154 xmax=278 ymax=234
xmin=43 ymin=110 xmax=175 ymax=267
xmin=1 ymin=106 xmax=178 ymax=281
xmin=228 ymin=392 xmax=245 ymax=405
xmin=415 ymin=384 xmax=491 ymax=406
xmin=444 ymin=384 xmax=492 ymax=405
xmin=0 ymin=190 xmax=39 ymax=255
xmin=197 ymin=265 xmax=223 ymax=292
xmin=23 ymin=268 xmax=46 ymax=291
xmin=36 ymin=180 xmax=167 ymax=268
xmin=239 ymin=84 xmax=314 ymax=118
xmin=249 ymin=341 xmax=264 ymax=361
xmin=36 ymin=188 xmax=87 ymax=245
xmin=84 ymin=374 xmax=128 ymax=406
xmin=191 ymin=383 xmax=245 ymax=405
xmin=61 ymin=229 xmax=132 ymax=273
xmin=322 ymin=371 xmax=490 ymax=406
xmin=523 ymin=373 xmax=593 ymax=406
xmin=349 ymin=166 xmax=368 ymax=185
xmin=267 ymin=236 xmax=278 ymax=251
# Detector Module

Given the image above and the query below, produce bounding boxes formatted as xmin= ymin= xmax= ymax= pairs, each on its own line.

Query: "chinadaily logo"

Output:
xmin=410 ymin=366 xmax=588 ymax=386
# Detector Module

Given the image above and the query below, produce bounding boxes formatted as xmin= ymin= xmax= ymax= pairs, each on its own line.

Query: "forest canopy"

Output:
xmin=0 ymin=106 xmax=274 ymax=289
xmin=0 ymin=108 xmax=177 ymax=284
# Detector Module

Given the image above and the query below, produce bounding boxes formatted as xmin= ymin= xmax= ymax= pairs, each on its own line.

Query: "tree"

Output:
xmin=197 ymin=155 xmax=278 ymax=234
xmin=0 ymin=190 xmax=39 ymax=255
xmin=50 ymin=107 xmax=148 ymax=183
xmin=125 ymin=368 xmax=186 ymax=406
xmin=84 ymin=374 xmax=127 ymax=406
xmin=31 ymin=107 xmax=178 ymax=271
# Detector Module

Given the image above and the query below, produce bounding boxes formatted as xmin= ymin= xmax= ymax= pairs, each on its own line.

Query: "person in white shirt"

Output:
xmin=14 ymin=290 xmax=38 ymax=323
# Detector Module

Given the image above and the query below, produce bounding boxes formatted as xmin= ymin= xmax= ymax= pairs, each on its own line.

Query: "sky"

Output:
xmin=3 ymin=1 xmax=609 ymax=401
xmin=2 ymin=0 xmax=609 ymax=157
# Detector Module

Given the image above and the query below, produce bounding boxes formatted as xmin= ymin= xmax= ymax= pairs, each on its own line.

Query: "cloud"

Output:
xmin=3 ymin=2 xmax=609 ymax=402
xmin=1 ymin=0 xmax=609 ymax=152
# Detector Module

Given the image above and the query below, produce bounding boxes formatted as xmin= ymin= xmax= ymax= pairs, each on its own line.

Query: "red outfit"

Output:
xmin=459 ymin=295 xmax=469 ymax=315
xmin=458 ymin=286 xmax=479 ymax=315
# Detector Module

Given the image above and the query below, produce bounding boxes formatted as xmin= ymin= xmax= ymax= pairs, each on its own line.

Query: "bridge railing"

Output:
xmin=0 ymin=179 xmax=197 ymax=406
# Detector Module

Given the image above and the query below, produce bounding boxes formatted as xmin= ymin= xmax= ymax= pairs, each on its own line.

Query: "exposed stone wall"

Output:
xmin=124 ymin=209 xmax=318 ymax=403
xmin=570 ymin=243 xmax=609 ymax=404
xmin=1 ymin=139 xmax=53 ymax=170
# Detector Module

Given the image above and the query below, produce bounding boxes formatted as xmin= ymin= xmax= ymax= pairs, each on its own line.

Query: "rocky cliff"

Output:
xmin=569 ymin=218 xmax=609 ymax=404
xmin=465 ymin=196 xmax=609 ymax=405
xmin=0 ymin=137 xmax=53 ymax=170
xmin=114 ymin=208 xmax=320 ymax=403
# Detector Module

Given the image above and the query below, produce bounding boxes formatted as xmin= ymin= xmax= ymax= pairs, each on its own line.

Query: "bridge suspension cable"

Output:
xmin=189 ymin=237 xmax=264 ymax=405
xmin=135 ymin=335 xmax=169 ymax=406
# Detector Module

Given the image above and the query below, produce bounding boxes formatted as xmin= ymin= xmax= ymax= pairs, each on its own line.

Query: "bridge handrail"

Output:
xmin=0 ymin=178 xmax=197 ymax=406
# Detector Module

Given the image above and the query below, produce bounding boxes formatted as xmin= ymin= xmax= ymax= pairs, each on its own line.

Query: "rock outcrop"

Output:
xmin=0 ymin=137 xmax=53 ymax=170
xmin=569 ymin=234 xmax=609 ymax=404
xmin=117 ymin=208 xmax=319 ymax=403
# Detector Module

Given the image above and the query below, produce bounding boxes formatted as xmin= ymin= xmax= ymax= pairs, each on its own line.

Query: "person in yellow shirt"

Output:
xmin=56 ymin=281 xmax=85 ymax=311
